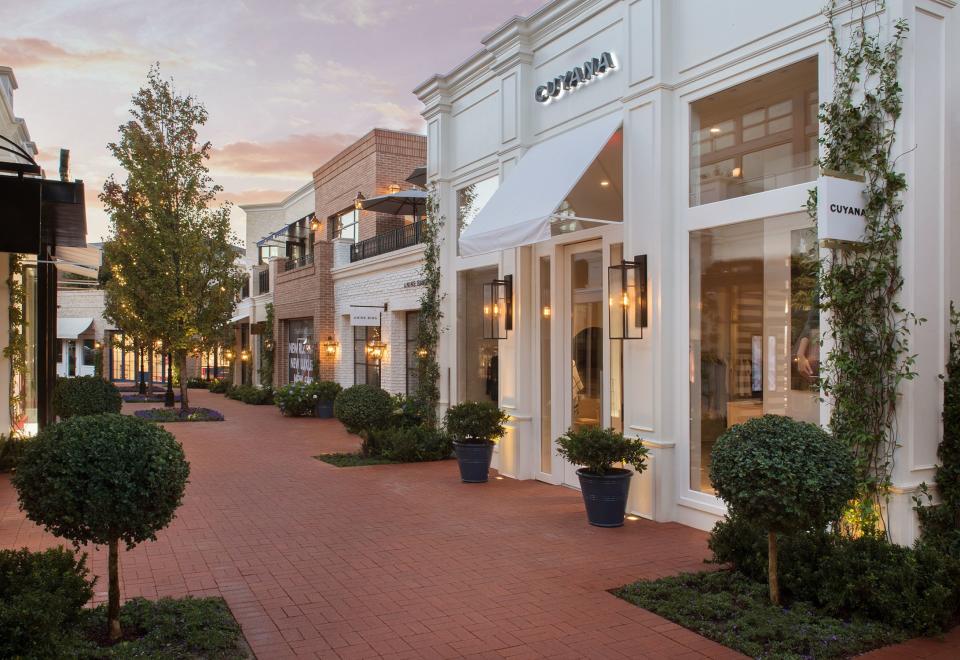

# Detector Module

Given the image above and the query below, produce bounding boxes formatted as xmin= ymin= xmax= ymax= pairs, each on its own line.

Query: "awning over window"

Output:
xmin=55 ymin=246 xmax=101 ymax=279
xmin=458 ymin=113 xmax=622 ymax=257
xmin=57 ymin=317 xmax=93 ymax=339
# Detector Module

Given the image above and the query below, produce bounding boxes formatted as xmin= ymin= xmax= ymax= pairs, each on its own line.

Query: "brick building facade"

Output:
xmin=272 ymin=129 xmax=426 ymax=388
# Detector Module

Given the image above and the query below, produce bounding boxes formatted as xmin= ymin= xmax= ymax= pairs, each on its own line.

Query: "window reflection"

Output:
xmin=571 ymin=250 xmax=603 ymax=430
xmin=457 ymin=267 xmax=499 ymax=403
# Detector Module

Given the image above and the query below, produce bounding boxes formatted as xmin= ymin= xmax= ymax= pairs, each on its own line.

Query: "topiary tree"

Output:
xmin=709 ymin=414 xmax=856 ymax=604
xmin=334 ymin=384 xmax=393 ymax=434
xmin=12 ymin=414 xmax=189 ymax=640
xmin=52 ymin=375 xmax=122 ymax=418
xmin=444 ymin=401 xmax=509 ymax=444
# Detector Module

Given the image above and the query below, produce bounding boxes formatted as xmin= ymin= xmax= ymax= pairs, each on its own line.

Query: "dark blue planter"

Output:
xmin=576 ymin=468 xmax=633 ymax=527
xmin=453 ymin=441 xmax=494 ymax=483
xmin=314 ymin=400 xmax=334 ymax=418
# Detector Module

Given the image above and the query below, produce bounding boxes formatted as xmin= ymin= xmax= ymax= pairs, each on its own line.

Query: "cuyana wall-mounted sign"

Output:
xmin=817 ymin=171 xmax=868 ymax=246
xmin=535 ymin=51 xmax=616 ymax=104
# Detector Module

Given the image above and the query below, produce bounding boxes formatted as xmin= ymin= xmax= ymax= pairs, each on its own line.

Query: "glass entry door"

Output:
xmin=562 ymin=241 xmax=605 ymax=487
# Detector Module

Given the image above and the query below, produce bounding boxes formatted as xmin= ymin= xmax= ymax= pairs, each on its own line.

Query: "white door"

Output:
xmin=561 ymin=240 xmax=605 ymax=487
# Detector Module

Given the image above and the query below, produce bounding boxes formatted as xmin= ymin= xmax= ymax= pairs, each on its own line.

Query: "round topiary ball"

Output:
xmin=334 ymin=384 xmax=393 ymax=432
xmin=52 ymin=375 xmax=122 ymax=418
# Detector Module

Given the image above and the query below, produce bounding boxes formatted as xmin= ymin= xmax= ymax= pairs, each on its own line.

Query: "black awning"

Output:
xmin=0 ymin=174 xmax=87 ymax=253
xmin=41 ymin=179 xmax=87 ymax=248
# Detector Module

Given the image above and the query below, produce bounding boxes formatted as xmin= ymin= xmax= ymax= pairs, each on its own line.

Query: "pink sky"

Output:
xmin=1 ymin=0 xmax=545 ymax=243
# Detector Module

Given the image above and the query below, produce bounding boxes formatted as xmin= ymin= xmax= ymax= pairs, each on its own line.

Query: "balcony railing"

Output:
xmin=284 ymin=252 xmax=314 ymax=271
xmin=257 ymin=267 xmax=270 ymax=294
xmin=350 ymin=220 xmax=423 ymax=263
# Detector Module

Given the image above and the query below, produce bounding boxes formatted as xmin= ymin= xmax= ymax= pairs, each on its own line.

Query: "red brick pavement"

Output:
xmin=1 ymin=390 xmax=957 ymax=659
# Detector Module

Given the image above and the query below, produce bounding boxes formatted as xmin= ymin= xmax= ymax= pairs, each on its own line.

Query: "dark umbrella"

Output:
xmin=405 ymin=166 xmax=426 ymax=187
xmin=360 ymin=189 xmax=427 ymax=217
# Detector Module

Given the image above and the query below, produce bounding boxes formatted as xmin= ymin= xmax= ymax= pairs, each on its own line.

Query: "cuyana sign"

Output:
xmin=534 ymin=52 xmax=616 ymax=104
xmin=817 ymin=172 xmax=868 ymax=246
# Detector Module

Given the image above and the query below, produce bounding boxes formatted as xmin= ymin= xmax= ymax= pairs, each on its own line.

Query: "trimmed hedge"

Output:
xmin=367 ymin=425 xmax=453 ymax=462
xmin=334 ymin=384 xmax=393 ymax=433
xmin=52 ymin=376 xmax=122 ymax=418
xmin=0 ymin=547 xmax=94 ymax=658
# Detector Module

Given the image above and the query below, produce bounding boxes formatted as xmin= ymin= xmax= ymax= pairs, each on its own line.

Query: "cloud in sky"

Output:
xmin=210 ymin=133 xmax=358 ymax=176
xmin=295 ymin=0 xmax=407 ymax=28
xmin=0 ymin=37 xmax=130 ymax=69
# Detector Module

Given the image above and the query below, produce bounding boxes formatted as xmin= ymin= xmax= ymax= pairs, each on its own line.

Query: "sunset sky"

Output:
xmin=1 ymin=0 xmax=544 ymax=243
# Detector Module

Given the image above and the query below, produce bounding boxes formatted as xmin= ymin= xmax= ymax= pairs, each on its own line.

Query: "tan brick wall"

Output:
xmin=271 ymin=129 xmax=425 ymax=387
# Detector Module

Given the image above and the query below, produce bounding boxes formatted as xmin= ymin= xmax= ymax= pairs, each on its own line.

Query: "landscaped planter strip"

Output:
xmin=134 ymin=407 xmax=225 ymax=422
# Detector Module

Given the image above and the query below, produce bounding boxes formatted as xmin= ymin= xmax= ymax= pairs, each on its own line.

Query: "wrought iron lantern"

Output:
xmin=482 ymin=274 xmax=513 ymax=340
xmin=608 ymin=255 xmax=648 ymax=340
xmin=240 ymin=349 xmax=251 ymax=362
xmin=310 ymin=215 xmax=320 ymax=232
xmin=224 ymin=348 xmax=236 ymax=361
xmin=365 ymin=339 xmax=387 ymax=362
xmin=322 ymin=336 xmax=339 ymax=356
xmin=354 ymin=191 xmax=366 ymax=210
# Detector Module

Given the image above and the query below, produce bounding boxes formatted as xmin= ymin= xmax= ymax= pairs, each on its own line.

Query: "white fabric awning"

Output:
xmin=230 ymin=312 xmax=250 ymax=324
xmin=55 ymin=246 xmax=101 ymax=279
xmin=458 ymin=112 xmax=622 ymax=257
xmin=57 ymin=317 xmax=93 ymax=339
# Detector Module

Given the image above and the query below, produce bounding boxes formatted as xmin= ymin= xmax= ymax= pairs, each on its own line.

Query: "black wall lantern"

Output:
xmin=608 ymin=255 xmax=648 ymax=340
xmin=482 ymin=274 xmax=513 ymax=340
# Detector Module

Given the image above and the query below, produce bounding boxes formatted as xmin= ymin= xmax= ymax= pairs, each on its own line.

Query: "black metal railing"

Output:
xmin=257 ymin=268 xmax=270 ymax=294
xmin=350 ymin=221 xmax=423 ymax=263
xmin=284 ymin=252 xmax=314 ymax=271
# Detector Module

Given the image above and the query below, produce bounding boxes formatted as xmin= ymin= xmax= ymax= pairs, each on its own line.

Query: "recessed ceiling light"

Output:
xmin=600 ymin=180 xmax=610 ymax=187
xmin=709 ymin=127 xmax=722 ymax=134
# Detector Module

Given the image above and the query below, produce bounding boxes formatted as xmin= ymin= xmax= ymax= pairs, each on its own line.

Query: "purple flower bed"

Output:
xmin=134 ymin=407 xmax=224 ymax=422
xmin=122 ymin=393 xmax=181 ymax=403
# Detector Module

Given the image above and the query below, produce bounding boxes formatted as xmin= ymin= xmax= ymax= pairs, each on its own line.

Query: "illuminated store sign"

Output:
xmin=534 ymin=51 xmax=616 ymax=104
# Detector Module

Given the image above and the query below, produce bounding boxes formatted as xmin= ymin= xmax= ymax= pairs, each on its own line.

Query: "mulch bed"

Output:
xmin=133 ymin=407 xmax=224 ymax=422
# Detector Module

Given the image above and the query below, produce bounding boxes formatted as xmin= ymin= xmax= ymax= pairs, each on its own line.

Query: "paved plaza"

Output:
xmin=1 ymin=391 xmax=956 ymax=659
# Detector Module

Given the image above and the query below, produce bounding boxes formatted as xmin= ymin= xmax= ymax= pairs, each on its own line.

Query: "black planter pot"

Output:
xmin=314 ymin=400 xmax=334 ymax=418
xmin=453 ymin=441 xmax=494 ymax=483
xmin=576 ymin=468 xmax=633 ymax=527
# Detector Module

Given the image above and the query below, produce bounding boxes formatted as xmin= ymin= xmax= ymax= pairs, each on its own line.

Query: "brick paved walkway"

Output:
xmin=1 ymin=390 xmax=957 ymax=659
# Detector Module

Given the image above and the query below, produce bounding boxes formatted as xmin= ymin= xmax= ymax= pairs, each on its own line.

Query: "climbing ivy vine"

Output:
xmin=414 ymin=190 xmax=444 ymax=428
xmin=3 ymin=253 xmax=27 ymax=436
xmin=808 ymin=1 xmax=915 ymax=535
xmin=259 ymin=303 xmax=275 ymax=387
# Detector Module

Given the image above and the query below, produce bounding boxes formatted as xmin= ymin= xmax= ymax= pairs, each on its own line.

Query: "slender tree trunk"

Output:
xmin=178 ymin=351 xmax=190 ymax=412
xmin=768 ymin=531 xmax=780 ymax=605
xmin=108 ymin=537 xmax=122 ymax=640
xmin=138 ymin=346 xmax=146 ymax=395
xmin=164 ymin=351 xmax=175 ymax=407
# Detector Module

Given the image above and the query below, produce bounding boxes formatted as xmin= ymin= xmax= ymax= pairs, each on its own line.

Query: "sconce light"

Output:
xmin=240 ymin=349 xmax=251 ymax=362
xmin=365 ymin=340 xmax=387 ymax=362
xmin=224 ymin=349 xmax=236 ymax=361
xmin=94 ymin=341 xmax=102 ymax=350
xmin=322 ymin=336 xmax=339 ymax=356
xmin=387 ymin=183 xmax=401 ymax=194
xmin=310 ymin=216 xmax=321 ymax=232
xmin=608 ymin=255 xmax=648 ymax=340
xmin=354 ymin=191 xmax=366 ymax=210
xmin=416 ymin=347 xmax=429 ymax=359
xmin=263 ymin=339 xmax=273 ymax=350
xmin=542 ymin=305 xmax=551 ymax=319
xmin=482 ymin=274 xmax=513 ymax=340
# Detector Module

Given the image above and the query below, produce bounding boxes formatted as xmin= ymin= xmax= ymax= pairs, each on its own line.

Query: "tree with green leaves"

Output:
xmin=101 ymin=65 xmax=242 ymax=411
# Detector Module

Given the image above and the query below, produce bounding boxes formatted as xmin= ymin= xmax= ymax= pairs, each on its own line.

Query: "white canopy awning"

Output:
xmin=55 ymin=246 xmax=101 ymax=279
xmin=458 ymin=112 xmax=622 ymax=257
xmin=57 ymin=317 xmax=93 ymax=339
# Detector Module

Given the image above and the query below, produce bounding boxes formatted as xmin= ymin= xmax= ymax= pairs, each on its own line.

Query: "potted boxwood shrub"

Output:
xmin=556 ymin=426 xmax=649 ymax=527
xmin=445 ymin=401 xmax=508 ymax=483
xmin=312 ymin=381 xmax=342 ymax=418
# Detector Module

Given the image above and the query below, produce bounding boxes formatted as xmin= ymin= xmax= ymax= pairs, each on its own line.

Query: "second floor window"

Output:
xmin=336 ymin=210 xmax=359 ymax=242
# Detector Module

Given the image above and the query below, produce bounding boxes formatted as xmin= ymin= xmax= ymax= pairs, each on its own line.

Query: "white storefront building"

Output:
xmin=415 ymin=0 xmax=958 ymax=543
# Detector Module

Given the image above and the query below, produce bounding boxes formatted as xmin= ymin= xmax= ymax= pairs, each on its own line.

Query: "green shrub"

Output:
xmin=185 ymin=377 xmax=208 ymax=389
xmin=334 ymin=384 xmax=393 ymax=433
xmin=274 ymin=381 xmax=316 ymax=416
xmin=12 ymin=414 xmax=189 ymax=640
xmin=0 ymin=547 xmax=94 ymax=658
xmin=708 ymin=516 xmax=960 ymax=636
xmin=369 ymin=426 xmax=453 ymax=462
xmin=0 ymin=434 xmax=34 ymax=472
xmin=52 ymin=375 xmax=122 ymax=418
xmin=556 ymin=426 xmax=648 ymax=475
xmin=238 ymin=385 xmax=273 ymax=405
xmin=709 ymin=414 xmax=856 ymax=604
xmin=392 ymin=393 xmax=426 ymax=428
xmin=444 ymin=401 xmax=508 ymax=444
xmin=314 ymin=380 xmax=342 ymax=403
xmin=207 ymin=378 xmax=228 ymax=393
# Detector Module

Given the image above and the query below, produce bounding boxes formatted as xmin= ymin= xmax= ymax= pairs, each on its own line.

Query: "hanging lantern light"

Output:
xmin=224 ymin=348 xmax=236 ymax=361
xmin=240 ymin=349 xmax=251 ymax=362
xmin=365 ymin=339 xmax=387 ymax=362
xmin=416 ymin=347 xmax=429 ymax=359
xmin=354 ymin=191 xmax=366 ymax=210
xmin=322 ymin=336 xmax=339 ymax=356
xmin=310 ymin=215 xmax=321 ymax=232
xmin=482 ymin=274 xmax=513 ymax=340
xmin=608 ymin=254 xmax=648 ymax=340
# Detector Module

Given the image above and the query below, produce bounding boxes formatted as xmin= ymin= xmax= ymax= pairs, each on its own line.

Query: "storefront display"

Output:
xmin=287 ymin=319 xmax=314 ymax=383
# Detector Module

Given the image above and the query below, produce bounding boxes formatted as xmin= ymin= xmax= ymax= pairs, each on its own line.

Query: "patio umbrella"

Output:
xmin=405 ymin=166 xmax=426 ymax=187
xmin=360 ymin=189 xmax=427 ymax=217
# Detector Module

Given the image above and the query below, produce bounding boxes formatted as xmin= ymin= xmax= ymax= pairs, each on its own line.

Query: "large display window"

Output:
xmin=353 ymin=325 xmax=381 ymax=387
xmin=457 ymin=266 xmax=499 ymax=403
xmin=689 ymin=58 xmax=818 ymax=206
xmin=689 ymin=212 xmax=820 ymax=493
xmin=287 ymin=319 xmax=314 ymax=383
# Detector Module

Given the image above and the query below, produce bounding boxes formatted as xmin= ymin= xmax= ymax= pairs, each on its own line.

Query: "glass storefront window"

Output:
xmin=81 ymin=339 xmax=96 ymax=367
xmin=457 ymin=266 xmax=499 ymax=403
xmin=287 ymin=319 xmax=314 ymax=383
xmin=570 ymin=250 xmax=603 ymax=430
xmin=539 ymin=256 xmax=552 ymax=474
xmin=353 ymin=325 xmax=381 ymax=387
xmin=689 ymin=58 xmax=818 ymax=206
xmin=689 ymin=213 xmax=820 ymax=493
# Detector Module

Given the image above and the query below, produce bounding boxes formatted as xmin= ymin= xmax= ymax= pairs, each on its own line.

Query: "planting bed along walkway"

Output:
xmin=1 ymin=389 xmax=957 ymax=659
